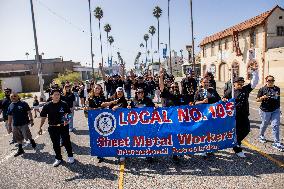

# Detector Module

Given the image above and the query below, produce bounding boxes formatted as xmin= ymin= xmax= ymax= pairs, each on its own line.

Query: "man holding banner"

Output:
xmin=223 ymin=64 xmax=259 ymax=157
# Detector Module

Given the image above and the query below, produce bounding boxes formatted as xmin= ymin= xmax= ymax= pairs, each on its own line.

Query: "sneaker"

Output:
xmin=69 ymin=128 xmax=74 ymax=132
xmin=259 ymin=135 xmax=267 ymax=143
xmin=9 ymin=140 xmax=16 ymax=145
xmin=67 ymin=157 xmax=75 ymax=164
xmin=14 ymin=149 xmax=24 ymax=157
xmin=236 ymin=151 xmax=246 ymax=158
xmin=200 ymin=152 xmax=207 ymax=157
xmin=272 ymin=143 xmax=284 ymax=152
xmin=97 ymin=157 xmax=104 ymax=163
xmin=53 ymin=159 xmax=62 ymax=167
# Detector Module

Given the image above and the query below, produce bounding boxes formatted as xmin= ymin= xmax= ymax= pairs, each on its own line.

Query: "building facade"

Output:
xmin=199 ymin=5 xmax=284 ymax=86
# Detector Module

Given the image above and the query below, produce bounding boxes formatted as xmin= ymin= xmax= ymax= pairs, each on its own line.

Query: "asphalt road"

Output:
xmin=0 ymin=93 xmax=283 ymax=189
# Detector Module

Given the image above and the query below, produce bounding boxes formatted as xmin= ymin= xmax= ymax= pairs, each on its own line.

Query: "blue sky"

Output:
xmin=0 ymin=0 xmax=283 ymax=69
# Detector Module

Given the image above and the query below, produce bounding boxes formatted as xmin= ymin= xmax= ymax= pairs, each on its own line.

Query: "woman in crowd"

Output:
xmin=194 ymin=77 xmax=221 ymax=158
xmin=72 ymin=81 xmax=80 ymax=107
xmin=61 ymin=84 xmax=75 ymax=132
xmin=79 ymin=82 xmax=86 ymax=107
xmin=85 ymin=84 xmax=107 ymax=162
xmin=128 ymin=88 xmax=156 ymax=162
xmin=101 ymin=87 xmax=128 ymax=162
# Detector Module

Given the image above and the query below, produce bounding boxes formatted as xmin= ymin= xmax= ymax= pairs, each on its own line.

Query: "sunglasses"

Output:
xmin=171 ymin=86 xmax=178 ymax=89
xmin=267 ymin=80 xmax=275 ymax=82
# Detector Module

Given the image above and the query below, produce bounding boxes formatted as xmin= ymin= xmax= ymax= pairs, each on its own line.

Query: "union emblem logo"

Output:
xmin=94 ymin=112 xmax=116 ymax=136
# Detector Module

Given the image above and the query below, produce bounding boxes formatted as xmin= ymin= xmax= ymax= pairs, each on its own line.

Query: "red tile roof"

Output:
xmin=199 ymin=5 xmax=282 ymax=46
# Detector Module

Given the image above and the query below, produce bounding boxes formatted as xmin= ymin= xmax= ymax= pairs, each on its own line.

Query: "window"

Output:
xmin=211 ymin=42 xmax=215 ymax=56
xmin=224 ymin=39 xmax=228 ymax=50
xmin=250 ymin=29 xmax=256 ymax=48
xmin=218 ymin=41 xmax=222 ymax=51
xmin=203 ymin=46 xmax=207 ymax=58
xmin=279 ymin=16 xmax=283 ymax=20
xmin=277 ymin=26 xmax=284 ymax=36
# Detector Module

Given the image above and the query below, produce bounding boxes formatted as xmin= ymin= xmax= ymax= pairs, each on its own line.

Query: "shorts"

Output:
xmin=13 ymin=124 xmax=32 ymax=143
xmin=33 ymin=106 xmax=40 ymax=110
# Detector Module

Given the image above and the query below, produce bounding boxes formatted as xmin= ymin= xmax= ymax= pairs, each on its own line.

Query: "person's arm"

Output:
xmin=250 ymin=70 xmax=259 ymax=89
xmin=38 ymin=117 xmax=46 ymax=135
xmin=99 ymin=63 xmax=107 ymax=81
xmin=101 ymin=99 xmax=117 ymax=108
xmin=256 ymin=87 xmax=268 ymax=102
xmin=159 ymin=68 xmax=165 ymax=92
xmin=28 ymin=111 xmax=34 ymax=126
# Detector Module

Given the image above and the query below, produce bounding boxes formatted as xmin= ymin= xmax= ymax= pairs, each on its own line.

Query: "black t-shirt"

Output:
xmin=224 ymin=84 xmax=253 ymax=116
xmin=130 ymin=97 xmax=155 ymax=108
xmin=134 ymin=82 xmax=149 ymax=96
xmin=40 ymin=100 xmax=71 ymax=125
xmin=106 ymin=97 xmax=128 ymax=109
xmin=181 ymin=77 xmax=197 ymax=95
xmin=88 ymin=95 xmax=106 ymax=108
xmin=257 ymin=85 xmax=280 ymax=112
xmin=147 ymin=80 xmax=156 ymax=94
xmin=194 ymin=88 xmax=221 ymax=104
xmin=7 ymin=101 xmax=31 ymax=126
xmin=209 ymin=79 xmax=217 ymax=90
xmin=160 ymin=89 xmax=184 ymax=107
xmin=0 ymin=97 xmax=11 ymax=121
xmin=61 ymin=92 xmax=75 ymax=108
xmin=72 ymin=86 xmax=80 ymax=93
xmin=124 ymin=79 xmax=132 ymax=90
xmin=105 ymin=80 xmax=112 ymax=92
xmin=33 ymin=100 xmax=39 ymax=106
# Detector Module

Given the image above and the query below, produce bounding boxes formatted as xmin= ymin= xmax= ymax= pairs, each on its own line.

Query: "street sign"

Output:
xmin=163 ymin=48 xmax=167 ymax=59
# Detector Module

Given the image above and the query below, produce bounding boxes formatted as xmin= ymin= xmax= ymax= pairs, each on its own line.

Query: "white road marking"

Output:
xmin=0 ymin=131 xmax=46 ymax=165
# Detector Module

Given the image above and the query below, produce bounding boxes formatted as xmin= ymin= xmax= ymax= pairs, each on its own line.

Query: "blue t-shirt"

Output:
xmin=7 ymin=101 xmax=31 ymax=126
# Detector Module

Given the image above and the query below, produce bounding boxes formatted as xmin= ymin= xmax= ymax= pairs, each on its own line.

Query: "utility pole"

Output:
xmin=29 ymin=0 xmax=46 ymax=101
xmin=190 ymin=0 xmax=195 ymax=72
xmin=88 ymin=0 xmax=95 ymax=80
xmin=168 ymin=0 xmax=172 ymax=74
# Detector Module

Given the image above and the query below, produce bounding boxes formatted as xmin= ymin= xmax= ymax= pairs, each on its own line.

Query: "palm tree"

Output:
xmin=144 ymin=34 xmax=149 ymax=65
xmin=149 ymin=26 xmax=156 ymax=64
xmin=25 ymin=52 xmax=29 ymax=60
xmin=108 ymin=36 xmax=114 ymax=67
xmin=153 ymin=6 xmax=162 ymax=64
xmin=104 ymin=24 xmax=111 ymax=66
xmin=94 ymin=7 xmax=104 ymax=66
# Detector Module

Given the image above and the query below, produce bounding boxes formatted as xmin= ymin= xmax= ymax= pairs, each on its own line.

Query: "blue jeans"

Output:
xmin=259 ymin=108 xmax=280 ymax=143
xmin=125 ymin=89 xmax=131 ymax=99
xmin=68 ymin=113 xmax=74 ymax=130
xmin=73 ymin=92 xmax=79 ymax=106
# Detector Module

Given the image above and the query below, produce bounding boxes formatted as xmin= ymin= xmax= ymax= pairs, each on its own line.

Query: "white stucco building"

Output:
xmin=199 ymin=5 xmax=284 ymax=86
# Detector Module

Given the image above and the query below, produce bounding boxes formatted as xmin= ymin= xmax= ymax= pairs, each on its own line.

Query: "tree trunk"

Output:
xmin=99 ymin=20 xmax=104 ymax=67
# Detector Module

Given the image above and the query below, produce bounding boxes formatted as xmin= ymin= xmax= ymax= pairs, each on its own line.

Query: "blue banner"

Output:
xmin=88 ymin=99 xmax=236 ymax=157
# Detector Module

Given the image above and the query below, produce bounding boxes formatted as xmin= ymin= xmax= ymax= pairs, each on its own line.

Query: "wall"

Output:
xmin=267 ymin=7 xmax=284 ymax=49
xmin=0 ymin=77 xmax=22 ymax=92
xmin=21 ymin=75 xmax=39 ymax=92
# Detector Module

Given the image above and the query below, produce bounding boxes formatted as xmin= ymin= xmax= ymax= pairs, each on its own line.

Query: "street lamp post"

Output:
xmin=189 ymin=0 xmax=195 ymax=72
xmin=168 ymin=0 xmax=172 ymax=75
xmin=88 ymin=0 xmax=95 ymax=80
xmin=29 ymin=0 xmax=46 ymax=101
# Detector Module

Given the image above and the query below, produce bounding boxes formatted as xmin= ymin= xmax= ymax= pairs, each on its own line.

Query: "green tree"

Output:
xmin=94 ymin=7 xmax=104 ymax=66
xmin=108 ymin=36 xmax=114 ymax=67
xmin=153 ymin=6 xmax=162 ymax=64
xmin=104 ymin=24 xmax=111 ymax=66
xmin=149 ymin=25 xmax=156 ymax=64
xmin=144 ymin=34 xmax=149 ymax=65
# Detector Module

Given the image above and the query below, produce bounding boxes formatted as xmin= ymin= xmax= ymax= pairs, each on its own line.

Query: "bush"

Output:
xmin=54 ymin=70 xmax=81 ymax=87
xmin=0 ymin=92 xmax=4 ymax=100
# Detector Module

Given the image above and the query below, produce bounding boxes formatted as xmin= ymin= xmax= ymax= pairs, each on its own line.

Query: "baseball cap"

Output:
xmin=233 ymin=77 xmax=245 ymax=83
xmin=116 ymin=87 xmax=124 ymax=92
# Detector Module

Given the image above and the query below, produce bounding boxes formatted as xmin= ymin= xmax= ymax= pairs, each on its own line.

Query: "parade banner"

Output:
xmin=88 ymin=99 xmax=236 ymax=157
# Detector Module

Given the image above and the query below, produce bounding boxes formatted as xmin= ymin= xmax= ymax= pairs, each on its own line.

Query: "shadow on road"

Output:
xmin=73 ymin=129 xmax=89 ymax=136
xmin=63 ymin=160 xmax=118 ymax=182
xmin=124 ymin=148 xmax=284 ymax=177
